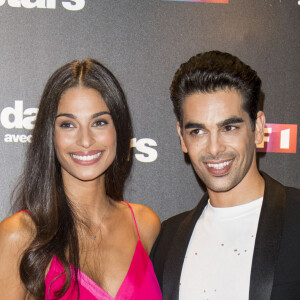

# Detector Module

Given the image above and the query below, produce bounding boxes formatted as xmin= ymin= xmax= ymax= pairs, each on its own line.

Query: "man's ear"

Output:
xmin=177 ymin=121 xmax=188 ymax=153
xmin=255 ymin=111 xmax=266 ymax=145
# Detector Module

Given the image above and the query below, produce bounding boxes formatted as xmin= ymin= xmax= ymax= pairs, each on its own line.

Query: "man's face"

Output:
xmin=177 ymin=89 xmax=264 ymax=193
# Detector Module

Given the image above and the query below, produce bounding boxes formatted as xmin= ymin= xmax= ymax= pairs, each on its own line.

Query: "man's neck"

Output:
xmin=208 ymin=169 xmax=265 ymax=208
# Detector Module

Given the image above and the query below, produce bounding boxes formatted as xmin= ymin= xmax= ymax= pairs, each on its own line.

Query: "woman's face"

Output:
xmin=53 ymin=86 xmax=117 ymax=183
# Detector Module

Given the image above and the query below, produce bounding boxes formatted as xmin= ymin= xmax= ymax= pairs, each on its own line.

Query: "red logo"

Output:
xmin=256 ymin=124 xmax=298 ymax=153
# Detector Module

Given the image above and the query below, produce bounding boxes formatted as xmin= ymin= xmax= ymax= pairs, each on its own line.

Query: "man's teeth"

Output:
xmin=71 ymin=152 xmax=102 ymax=161
xmin=207 ymin=160 xmax=232 ymax=170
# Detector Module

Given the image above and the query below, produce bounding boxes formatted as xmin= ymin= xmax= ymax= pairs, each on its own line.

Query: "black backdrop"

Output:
xmin=0 ymin=0 xmax=299 ymax=221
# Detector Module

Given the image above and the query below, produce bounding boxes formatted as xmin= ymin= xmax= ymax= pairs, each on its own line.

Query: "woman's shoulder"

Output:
xmin=0 ymin=211 xmax=35 ymax=251
xmin=126 ymin=202 xmax=161 ymax=254
xmin=128 ymin=203 xmax=161 ymax=227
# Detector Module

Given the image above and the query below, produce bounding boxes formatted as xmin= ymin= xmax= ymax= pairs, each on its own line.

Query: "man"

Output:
xmin=151 ymin=51 xmax=300 ymax=300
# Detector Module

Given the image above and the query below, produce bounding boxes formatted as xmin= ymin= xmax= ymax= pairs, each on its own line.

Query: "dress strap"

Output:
xmin=123 ymin=201 xmax=140 ymax=240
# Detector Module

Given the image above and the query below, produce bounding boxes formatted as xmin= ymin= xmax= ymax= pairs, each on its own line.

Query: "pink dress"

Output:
xmin=44 ymin=202 xmax=162 ymax=299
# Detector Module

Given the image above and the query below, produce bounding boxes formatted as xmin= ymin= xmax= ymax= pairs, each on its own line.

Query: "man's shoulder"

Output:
xmin=162 ymin=209 xmax=193 ymax=229
xmin=150 ymin=206 xmax=199 ymax=281
xmin=262 ymin=171 xmax=300 ymax=200
xmin=284 ymin=186 xmax=300 ymax=218
xmin=263 ymin=171 xmax=300 ymax=221
xmin=158 ymin=204 xmax=201 ymax=246
xmin=161 ymin=193 xmax=209 ymax=233
xmin=153 ymin=206 xmax=197 ymax=249
xmin=285 ymin=185 xmax=300 ymax=197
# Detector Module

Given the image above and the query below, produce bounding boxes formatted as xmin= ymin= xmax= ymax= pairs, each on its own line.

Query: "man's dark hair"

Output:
xmin=170 ymin=50 xmax=262 ymax=130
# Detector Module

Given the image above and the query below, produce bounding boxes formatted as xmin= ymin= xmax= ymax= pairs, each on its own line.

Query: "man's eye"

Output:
xmin=190 ymin=129 xmax=204 ymax=135
xmin=224 ymin=125 xmax=238 ymax=131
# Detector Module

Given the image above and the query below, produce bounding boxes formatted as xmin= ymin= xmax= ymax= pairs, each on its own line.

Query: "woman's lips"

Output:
xmin=69 ymin=151 xmax=103 ymax=165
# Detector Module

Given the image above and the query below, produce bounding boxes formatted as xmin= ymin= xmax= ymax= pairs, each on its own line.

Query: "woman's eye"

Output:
xmin=94 ymin=120 xmax=108 ymax=127
xmin=60 ymin=122 xmax=74 ymax=128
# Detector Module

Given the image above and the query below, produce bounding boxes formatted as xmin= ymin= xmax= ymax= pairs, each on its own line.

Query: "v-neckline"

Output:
xmin=49 ymin=240 xmax=142 ymax=299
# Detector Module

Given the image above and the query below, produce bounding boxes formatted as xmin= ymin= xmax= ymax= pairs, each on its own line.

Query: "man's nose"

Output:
xmin=206 ymin=132 xmax=226 ymax=157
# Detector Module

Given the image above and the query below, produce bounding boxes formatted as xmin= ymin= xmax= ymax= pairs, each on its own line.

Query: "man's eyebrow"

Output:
xmin=183 ymin=118 xmax=244 ymax=130
xmin=55 ymin=111 xmax=111 ymax=120
xmin=184 ymin=122 xmax=206 ymax=130
xmin=217 ymin=117 xmax=244 ymax=128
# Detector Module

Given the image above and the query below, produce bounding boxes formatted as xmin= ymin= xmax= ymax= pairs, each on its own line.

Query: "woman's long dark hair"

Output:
xmin=12 ymin=59 xmax=133 ymax=299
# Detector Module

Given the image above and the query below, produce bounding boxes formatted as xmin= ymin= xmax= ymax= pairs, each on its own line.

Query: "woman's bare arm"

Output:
xmin=0 ymin=212 xmax=35 ymax=299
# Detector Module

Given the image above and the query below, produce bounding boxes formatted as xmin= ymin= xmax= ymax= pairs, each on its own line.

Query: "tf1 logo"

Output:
xmin=256 ymin=123 xmax=298 ymax=153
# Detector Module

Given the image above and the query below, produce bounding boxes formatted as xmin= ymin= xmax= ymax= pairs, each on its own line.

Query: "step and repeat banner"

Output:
xmin=0 ymin=0 xmax=299 ymax=221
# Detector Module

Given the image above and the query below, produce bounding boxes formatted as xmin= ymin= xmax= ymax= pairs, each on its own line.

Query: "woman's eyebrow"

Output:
xmin=55 ymin=113 xmax=75 ymax=120
xmin=91 ymin=111 xmax=111 ymax=119
xmin=55 ymin=111 xmax=111 ymax=120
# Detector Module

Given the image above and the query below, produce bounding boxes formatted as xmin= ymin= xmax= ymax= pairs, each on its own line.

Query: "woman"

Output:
xmin=0 ymin=59 xmax=162 ymax=299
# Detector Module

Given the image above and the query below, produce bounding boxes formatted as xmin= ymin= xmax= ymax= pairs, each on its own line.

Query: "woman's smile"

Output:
xmin=70 ymin=150 xmax=103 ymax=165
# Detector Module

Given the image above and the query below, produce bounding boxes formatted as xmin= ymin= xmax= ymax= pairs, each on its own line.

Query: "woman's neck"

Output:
xmin=63 ymin=173 xmax=113 ymax=224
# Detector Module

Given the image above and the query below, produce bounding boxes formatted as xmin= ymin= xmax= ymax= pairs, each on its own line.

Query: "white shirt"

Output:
xmin=179 ymin=197 xmax=263 ymax=300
